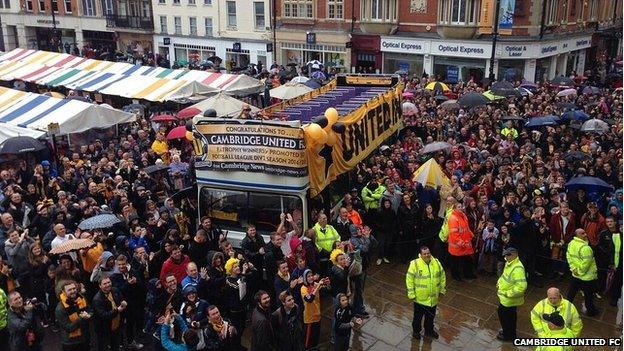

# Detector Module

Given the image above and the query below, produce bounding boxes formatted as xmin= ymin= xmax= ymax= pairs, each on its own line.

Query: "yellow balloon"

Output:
xmin=306 ymin=123 xmax=327 ymax=144
xmin=324 ymin=108 xmax=338 ymax=127
xmin=185 ymin=131 xmax=194 ymax=141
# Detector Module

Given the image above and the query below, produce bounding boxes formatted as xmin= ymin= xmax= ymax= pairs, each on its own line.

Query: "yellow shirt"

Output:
xmin=301 ymin=285 xmax=321 ymax=324
xmin=151 ymin=140 xmax=170 ymax=163
xmin=81 ymin=243 xmax=103 ymax=273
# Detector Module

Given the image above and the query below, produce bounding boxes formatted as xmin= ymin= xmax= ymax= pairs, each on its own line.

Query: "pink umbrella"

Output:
xmin=402 ymin=92 xmax=414 ymax=99
xmin=152 ymin=114 xmax=178 ymax=122
xmin=556 ymin=88 xmax=577 ymax=97
xmin=178 ymin=107 xmax=201 ymax=119
xmin=167 ymin=126 xmax=187 ymax=140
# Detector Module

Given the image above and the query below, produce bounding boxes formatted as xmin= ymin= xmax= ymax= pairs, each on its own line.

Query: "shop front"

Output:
xmin=351 ymin=34 xmax=381 ymax=74
xmin=154 ymin=35 xmax=272 ymax=71
xmin=83 ymin=30 xmax=116 ymax=51
xmin=35 ymin=27 xmax=75 ymax=52
xmin=380 ymin=36 xmax=428 ymax=76
xmin=277 ymin=30 xmax=350 ymax=70
xmin=430 ymin=41 xmax=491 ymax=83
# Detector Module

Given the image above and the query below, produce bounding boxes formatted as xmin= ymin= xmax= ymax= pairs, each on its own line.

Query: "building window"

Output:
xmin=142 ymin=0 xmax=150 ymax=16
xmin=327 ymin=0 xmax=343 ymax=19
xmin=38 ymin=0 xmax=44 ymax=10
xmin=204 ymin=17 xmax=213 ymax=36
xmin=438 ymin=0 xmax=479 ymax=25
xmin=188 ymin=0 xmax=195 ymax=5
xmin=158 ymin=0 xmax=165 ymax=4
xmin=361 ymin=0 xmax=396 ymax=21
xmin=173 ymin=0 xmax=180 ymax=5
xmin=174 ymin=16 xmax=182 ymax=34
xmin=82 ymin=0 xmax=95 ymax=15
xmin=283 ymin=0 xmax=313 ymax=18
xmin=254 ymin=2 xmax=265 ymax=29
xmin=588 ymin=0 xmax=597 ymax=20
xmin=204 ymin=0 xmax=211 ymax=4
xmin=51 ymin=0 xmax=58 ymax=12
xmin=64 ymin=0 xmax=71 ymax=12
xmin=26 ymin=0 xmax=33 ymax=11
xmin=189 ymin=17 xmax=197 ymax=35
xmin=160 ymin=15 xmax=167 ymax=33
xmin=102 ymin=0 xmax=113 ymax=14
xmin=545 ymin=0 xmax=557 ymax=24
xmin=227 ymin=1 xmax=237 ymax=27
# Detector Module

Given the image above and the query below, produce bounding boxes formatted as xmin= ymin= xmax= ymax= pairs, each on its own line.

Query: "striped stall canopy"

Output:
xmin=0 ymin=48 xmax=263 ymax=99
xmin=0 ymin=87 xmax=134 ymax=135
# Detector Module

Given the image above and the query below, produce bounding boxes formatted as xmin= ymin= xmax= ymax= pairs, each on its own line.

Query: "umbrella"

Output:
xmin=425 ymin=81 xmax=450 ymax=92
xmin=152 ymin=114 xmax=178 ymax=122
xmin=144 ymin=164 xmax=170 ymax=174
xmin=49 ymin=238 xmax=97 ymax=255
xmin=582 ymin=86 xmax=601 ymax=95
xmin=167 ymin=126 xmax=187 ymax=140
xmin=394 ymin=70 xmax=408 ymax=76
xmin=581 ymin=118 xmax=609 ymax=133
xmin=290 ymin=76 xmax=309 ymax=83
xmin=310 ymin=71 xmax=326 ymax=81
xmin=502 ymin=115 xmax=525 ymax=121
xmin=270 ymin=83 xmax=313 ymax=100
xmin=178 ymin=107 xmax=201 ymax=119
xmin=556 ymin=88 xmax=577 ymax=97
xmin=565 ymin=176 xmax=613 ymax=193
xmin=558 ymin=102 xmax=579 ymax=111
xmin=304 ymin=80 xmax=322 ymax=89
xmin=458 ymin=92 xmax=489 ymax=108
xmin=563 ymin=151 xmax=591 ymax=163
xmin=420 ymin=141 xmax=452 ymax=154
xmin=185 ymin=93 xmax=259 ymax=117
xmin=0 ymin=136 xmax=45 ymax=154
xmin=490 ymin=81 xmax=518 ymax=97
xmin=518 ymin=87 xmax=534 ymax=97
xmin=307 ymin=60 xmax=323 ymax=66
xmin=483 ymin=90 xmax=506 ymax=101
xmin=549 ymin=76 xmax=575 ymax=87
xmin=561 ymin=110 xmax=589 ymax=122
xmin=402 ymin=92 xmax=415 ymax=99
xmin=525 ymin=115 xmax=560 ymax=128
xmin=439 ymin=99 xmax=460 ymax=110
xmin=434 ymin=95 xmax=449 ymax=102
xmin=43 ymin=91 xmax=65 ymax=98
xmin=78 ymin=214 xmax=122 ymax=231
xmin=412 ymin=158 xmax=450 ymax=188
xmin=123 ymin=103 xmax=145 ymax=111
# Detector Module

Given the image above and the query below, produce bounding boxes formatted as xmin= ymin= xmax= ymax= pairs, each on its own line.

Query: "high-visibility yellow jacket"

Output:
xmin=496 ymin=257 xmax=527 ymax=307
xmin=361 ymin=185 xmax=385 ymax=210
xmin=535 ymin=326 xmax=576 ymax=351
xmin=567 ymin=236 xmax=598 ymax=281
xmin=438 ymin=206 xmax=453 ymax=242
xmin=406 ymin=255 xmax=446 ymax=307
xmin=313 ymin=223 xmax=340 ymax=254
xmin=501 ymin=127 xmax=519 ymax=139
xmin=530 ymin=298 xmax=582 ymax=338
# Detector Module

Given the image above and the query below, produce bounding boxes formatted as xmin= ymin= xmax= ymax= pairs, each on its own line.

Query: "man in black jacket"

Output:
xmin=110 ymin=254 xmax=145 ymax=349
xmin=596 ymin=216 xmax=622 ymax=306
xmin=271 ymin=291 xmax=303 ymax=351
xmin=92 ymin=276 xmax=127 ymax=351
xmin=263 ymin=233 xmax=285 ymax=299
xmin=250 ymin=290 xmax=276 ymax=351
xmin=332 ymin=207 xmax=353 ymax=242
xmin=328 ymin=251 xmax=349 ymax=344
xmin=7 ymin=291 xmax=44 ymax=351
xmin=202 ymin=305 xmax=239 ymax=351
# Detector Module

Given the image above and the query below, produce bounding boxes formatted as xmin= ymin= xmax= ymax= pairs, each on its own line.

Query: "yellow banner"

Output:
xmin=478 ymin=0 xmax=494 ymax=35
xmin=307 ymin=84 xmax=403 ymax=197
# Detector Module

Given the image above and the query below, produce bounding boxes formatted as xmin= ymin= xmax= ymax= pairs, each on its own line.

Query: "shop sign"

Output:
xmin=163 ymin=38 xmax=171 ymax=45
xmin=567 ymin=36 xmax=592 ymax=51
xmin=194 ymin=119 xmax=307 ymax=177
xmin=446 ymin=66 xmax=459 ymax=83
xmin=306 ymin=33 xmax=316 ymax=45
xmin=232 ymin=42 xmax=241 ymax=52
xmin=380 ymin=37 xmax=428 ymax=54
xmin=36 ymin=19 xmax=59 ymax=25
xmin=499 ymin=44 xmax=533 ymax=58
xmin=431 ymin=41 xmax=490 ymax=58
xmin=540 ymin=44 xmax=559 ymax=55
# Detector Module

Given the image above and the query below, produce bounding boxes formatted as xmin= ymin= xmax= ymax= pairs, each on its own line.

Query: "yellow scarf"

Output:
xmin=106 ymin=292 xmax=120 ymax=331
xmin=210 ymin=318 xmax=225 ymax=333
xmin=60 ymin=292 xmax=88 ymax=339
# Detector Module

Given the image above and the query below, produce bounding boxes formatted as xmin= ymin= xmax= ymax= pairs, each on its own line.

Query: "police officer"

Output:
xmin=531 ymin=287 xmax=582 ymax=338
xmin=535 ymin=312 xmax=576 ymax=351
xmin=406 ymin=246 xmax=445 ymax=340
xmin=566 ymin=228 xmax=600 ymax=316
xmin=496 ymin=247 xmax=527 ymax=341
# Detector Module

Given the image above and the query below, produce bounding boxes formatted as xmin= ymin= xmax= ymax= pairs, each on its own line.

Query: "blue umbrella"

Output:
xmin=561 ymin=110 xmax=589 ymax=122
xmin=304 ymin=80 xmax=321 ymax=89
xmin=581 ymin=86 xmax=601 ymax=95
xmin=525 ymin=115 xmax=560 ymax=128
xmin=310 ymin=71 xmax=326 ymax=81
xmin=566 ymin=176 xmax=613 ymax=193
xmin=78 ymin=213 xmax=122 ymax=230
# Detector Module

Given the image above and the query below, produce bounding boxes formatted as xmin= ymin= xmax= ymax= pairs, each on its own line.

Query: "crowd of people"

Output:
xmin=0 ymin=52 xmax=620 ymax=351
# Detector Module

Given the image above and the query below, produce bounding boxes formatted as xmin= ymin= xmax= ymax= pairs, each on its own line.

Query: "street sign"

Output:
xmin=163 ymin=37 xmax=171 ymax=45
xmin=266 ymin=43 xmax=273 ymax=52
xmin=306 ymin=33 xmax=316 ymax=44
xmin=233 ymin=42 xmax=241 ymax=52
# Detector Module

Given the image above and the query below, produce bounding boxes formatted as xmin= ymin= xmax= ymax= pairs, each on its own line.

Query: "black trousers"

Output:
xmin=96 ymin=328 xmax=121 ymax=351
xmin=412 ymin=302 xmax=436 ymax=334
xmin=450 ymin=255 xmax=474 ymax=279
xmin=497 ymin=304 xmax=517 ymax=339
xmin=567 ymin=277 xmax=598 ymax=313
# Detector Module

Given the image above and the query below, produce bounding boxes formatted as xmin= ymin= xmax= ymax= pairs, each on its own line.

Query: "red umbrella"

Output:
xmin=152 ymin=114 xmax=178 ymax=122
xmin=178 ymin=107 xmax=201 ymax=119
xmin=167 ymin=126 xmax=187 ymax=140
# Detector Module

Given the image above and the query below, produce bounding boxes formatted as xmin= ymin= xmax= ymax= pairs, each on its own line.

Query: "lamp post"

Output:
xmin=271 ymin=0 xmax=277 ymax=65
xmin=488 ymin=0 xmax=501 ymax=81
xmin=50 ymin=2 xmax=60 ymax=52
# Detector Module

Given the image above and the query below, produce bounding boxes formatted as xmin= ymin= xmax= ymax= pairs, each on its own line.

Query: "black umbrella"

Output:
xmin=206 ymin=56 xmax=222 ymax=63
xmin=501 ymin=115 xmax=525 ymax=121
xmin=549 ymin=76 xmax=575 ymax=87
xmin=0 ymin=136 xmax=45 ymax=154
xmin=490 ymin=81 xmax=519 ymax=97
xmin=458 ymin=92 xmax=489 ymax=108
xmin=144 ymin=164 xmax=170 ymax=174
xmin=434 ymin=95 xmax=449 ymax=102
xmin=563 ymin=151 xmax=591 ymax=163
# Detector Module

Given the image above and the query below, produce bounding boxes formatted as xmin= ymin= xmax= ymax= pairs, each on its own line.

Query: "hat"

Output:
xmin=224 ymin=258 xmax=240 ymax=275
xmin=542 ymin=312 xmax=565 ymax=328
xmin=533 ymin=189 xmax=542 ymax=196
xmin=330 ymin=248 xmax=344 ymax=265
xmin=41 ymin=160 xmax=51 ymax=166
xmin=502 ymin=247 xmax=517 ymax=256
xmin=182 ymin=285 xmax=197 ymax=296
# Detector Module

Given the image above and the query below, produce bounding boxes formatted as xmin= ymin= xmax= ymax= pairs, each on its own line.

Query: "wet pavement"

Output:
xmin=41 ymin=261 xmax=623 ymax=350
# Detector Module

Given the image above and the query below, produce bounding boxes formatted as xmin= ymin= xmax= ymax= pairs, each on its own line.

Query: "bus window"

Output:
xmin=200 ymin=188 xmax=247 ymax=233
xmin=248 ymin=193 xmax=302 ymax=234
